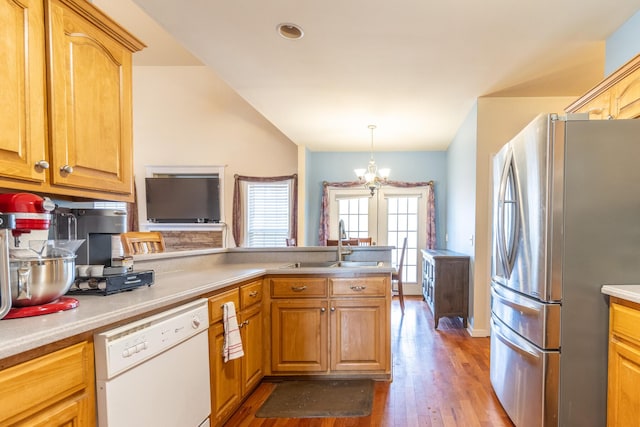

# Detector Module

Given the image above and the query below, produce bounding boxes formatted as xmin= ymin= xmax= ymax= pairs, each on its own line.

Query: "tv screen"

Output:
xmin=145 ymin=177 xmax=220 ymax=223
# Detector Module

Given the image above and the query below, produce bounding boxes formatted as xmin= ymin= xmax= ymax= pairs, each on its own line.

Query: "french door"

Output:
xmin=327 ymin=186 xmax=428 ymax=295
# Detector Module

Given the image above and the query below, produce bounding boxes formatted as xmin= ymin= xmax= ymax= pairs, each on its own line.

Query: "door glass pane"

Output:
xmin=387 ymin=196 xmax=420 ymax=283
xmin=337 ymin=196 xmax=369 ymax=239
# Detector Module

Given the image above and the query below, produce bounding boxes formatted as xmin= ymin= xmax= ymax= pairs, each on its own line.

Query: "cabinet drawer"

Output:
xmin=209 ymin=288 xmax=240 ymax=324
xmin=240 ymin=280 xmax=263 ymax=309
xmin=330 ymin=276 xmax=388 ymax=297
xmin=0 ymin=341 xmax=93 ymax=424
xmin=611 ymin=301 xmax=640 ymax=346
xmin=270 ymin=277 xmax=328 ymax=298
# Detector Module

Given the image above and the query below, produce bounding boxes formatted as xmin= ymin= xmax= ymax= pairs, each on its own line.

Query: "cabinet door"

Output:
xmin=271 ymin=299 xmax=328 ymax=372
xmin=209 ymin=323 xmax=242 ymax=426
xmin=0 ymin=0 xmax=47 ymax=183
xmin=240 ymin=306 xmax=263 ymax=396
xmin=608 ymin=337 xmax=640 ymax=426
xmin=47 ymin=0 xmax=134 ymax=195
xmin=612 ymin=72 xmax=640 ymax=119
xmin=0 ymin=341 xmax=95 ymax=426
xmin=330 ymin=298 xmax=388 ymax=372
xmin=13 ymin=395 xmax=89 ymax=427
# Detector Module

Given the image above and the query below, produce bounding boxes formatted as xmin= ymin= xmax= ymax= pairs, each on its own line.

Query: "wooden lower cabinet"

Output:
xmin=267 ymin=275 xmax=391 ymax=378
xmin=240 ymin=305 xmax=264 ymax=394
xmin=210 ymin=322 xmax=242 ymax=426
xmin=607 ymin=297 xmax=640 ymax=426
xmin=271 ymin=299 xmax=329 ymax=372
xmin=208 ymin=280 xmax=264 ymax=427
xmin=0 ymin=341 xmax=95 ymax=426
xmin=331 ymin=298 xmax=388 ymax=372
xmin=421 ymin=249 xmax=470 ymax=328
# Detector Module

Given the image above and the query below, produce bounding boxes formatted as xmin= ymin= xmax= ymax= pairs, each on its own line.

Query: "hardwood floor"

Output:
xmin=225 ymin=296 xmax=514 ymax=426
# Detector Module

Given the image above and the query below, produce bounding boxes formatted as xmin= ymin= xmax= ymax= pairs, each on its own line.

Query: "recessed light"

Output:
xmin=277 ymin=23 xmax=304 ymax=40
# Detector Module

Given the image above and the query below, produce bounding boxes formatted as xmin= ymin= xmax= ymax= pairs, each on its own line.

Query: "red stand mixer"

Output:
xmin=0 ymin=193 xmax=79 ymax=319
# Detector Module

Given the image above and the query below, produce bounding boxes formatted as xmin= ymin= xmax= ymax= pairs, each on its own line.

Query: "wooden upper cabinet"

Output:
xmin=0 ymin=0 xmax=48 ymax=183
xmin=613 ymin=71 xmax=640 ymax=119
xmin=567 ymin=54 xmax=640 ymax=120
xmin=47 ymin=0 xmax=144 ymax=197
xmin=0 ymin=0 xmax=144 ymax=201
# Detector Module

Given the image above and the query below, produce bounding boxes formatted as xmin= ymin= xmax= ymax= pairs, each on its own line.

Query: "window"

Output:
xmin=233 ymin=174 xmax=297 ymax=248
xmin=245 ymin=181 xmax=292 ymax=247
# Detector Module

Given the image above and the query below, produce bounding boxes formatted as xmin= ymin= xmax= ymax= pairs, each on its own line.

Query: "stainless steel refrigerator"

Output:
xmin=490 ymin=113 xmax=640 ymax=427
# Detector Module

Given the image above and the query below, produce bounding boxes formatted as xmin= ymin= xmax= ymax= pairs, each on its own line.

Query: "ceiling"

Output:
xmin=94 ymin=0 xmax=640 ymax=151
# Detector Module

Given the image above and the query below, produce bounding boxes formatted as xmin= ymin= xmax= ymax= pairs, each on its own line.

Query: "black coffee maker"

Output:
xmin=66 ymin=209 xmax=127 ymax=275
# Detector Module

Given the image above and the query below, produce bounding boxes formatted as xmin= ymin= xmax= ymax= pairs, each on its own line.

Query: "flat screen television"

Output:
xmin=145 ymin=177 xmax=220 ymax=223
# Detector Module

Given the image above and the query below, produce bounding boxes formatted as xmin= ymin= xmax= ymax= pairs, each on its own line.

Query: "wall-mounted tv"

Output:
xmin=145 ymin=177 xmax=220 ymax=223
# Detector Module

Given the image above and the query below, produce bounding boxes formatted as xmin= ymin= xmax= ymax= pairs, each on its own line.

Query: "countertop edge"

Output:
xmin=602 ymin=284 xmax=640 ymax=305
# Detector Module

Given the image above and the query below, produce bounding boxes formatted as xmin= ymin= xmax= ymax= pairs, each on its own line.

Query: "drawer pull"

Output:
xmin=291 ymin=285 xmax=307 ymax=292
xmin=249 ymin=291 xmax=259 ymax=297
xmin=350 ymin=285 xmax=367 ymax=291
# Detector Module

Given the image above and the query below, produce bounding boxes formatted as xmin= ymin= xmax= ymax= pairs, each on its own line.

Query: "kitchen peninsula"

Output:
xmin=0 ymin=246 xmax=394 ymax=426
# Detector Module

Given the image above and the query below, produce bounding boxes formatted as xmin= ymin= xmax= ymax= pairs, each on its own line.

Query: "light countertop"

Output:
xmin=0 ymin=261 xmax=393 ymax=360
xmin=602 ymin=284 xmax=640 ymax=305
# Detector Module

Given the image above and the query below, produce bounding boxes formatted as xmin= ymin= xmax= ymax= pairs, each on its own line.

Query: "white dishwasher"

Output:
xmin=94 ymin=298 xmax=211 ymax=427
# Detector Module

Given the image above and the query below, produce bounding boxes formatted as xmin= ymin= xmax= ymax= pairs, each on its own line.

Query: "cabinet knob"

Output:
xmin=330 ymin=307 xmax=335 ymax=312
xmin=321 ymin=307 xmax=326 ymax=313
xmin=60 ymin=165 xmax=74 ymax=174
xmin=34 ymin=160 xmax=49 ymax=170
xmin=350 ymin=285 xmax=367 ymax=292
xmin=249 ymin=291 xmax=258 ymax=297
xmin=291 ymin=285 xmax=307 ymax=292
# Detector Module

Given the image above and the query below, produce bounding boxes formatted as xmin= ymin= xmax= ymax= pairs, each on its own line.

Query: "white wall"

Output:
xmin=445 ymin=102 xmax=477 ymax=327
xmin=131 ymin=66 xmax=298 ymax=246
xmin=448 ymin=96 xmax=577 ymax=336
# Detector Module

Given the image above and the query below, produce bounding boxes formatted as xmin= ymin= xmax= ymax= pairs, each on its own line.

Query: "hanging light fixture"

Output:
xmin=354 ymin=125 xmax=390 ymax=196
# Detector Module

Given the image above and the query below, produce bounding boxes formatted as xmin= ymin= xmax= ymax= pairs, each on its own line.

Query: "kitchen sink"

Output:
xmin=283 ymin=260 xmax=383 ymax=268
xmin=332 ymin=261 xmax=383 ymax=268
xmin=284 ymin=261 xmax=337 ymax=268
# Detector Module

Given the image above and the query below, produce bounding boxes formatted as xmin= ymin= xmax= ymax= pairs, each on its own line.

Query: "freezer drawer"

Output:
xmin=491 ymin=282 xmax=560 ymax=350
xmin=490 ymin=316 xmax=559 ymax=427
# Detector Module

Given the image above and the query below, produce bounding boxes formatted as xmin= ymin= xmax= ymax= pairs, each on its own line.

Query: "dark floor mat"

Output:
xmin=255 ymin=379 xmax=374 ymax=418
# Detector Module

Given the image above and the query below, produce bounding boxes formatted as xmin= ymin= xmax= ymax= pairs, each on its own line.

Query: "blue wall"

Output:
xmin=606 ymin=10 xmax=640 ymax=74
xmin=305 ymin=151 xmax=448 ymax=246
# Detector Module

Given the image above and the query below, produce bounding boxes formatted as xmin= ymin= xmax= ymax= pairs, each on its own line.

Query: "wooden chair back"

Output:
xmin=392 ymin=237 xmax=408 ymax=314
xmin=357 ymin=237 xmax=373 ymax=246
xmin=327 ymin=239 xmax=358 ymax=246
xmin=120 ymin=231 xmax=166 ymax=255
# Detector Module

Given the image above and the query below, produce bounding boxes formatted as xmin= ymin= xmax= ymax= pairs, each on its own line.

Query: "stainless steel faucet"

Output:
xmin=337 ymin=219 xmax=352 ymax=262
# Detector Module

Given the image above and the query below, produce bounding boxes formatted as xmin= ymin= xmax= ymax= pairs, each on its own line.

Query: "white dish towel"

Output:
xmin=222 ymin=301 xmax=244 ymax=362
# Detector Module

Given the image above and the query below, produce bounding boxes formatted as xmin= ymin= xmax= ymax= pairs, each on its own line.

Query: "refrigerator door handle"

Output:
xmin=491 ymin=285 xmax=541 ymax=316
xmin=496 ymin=151 xmax=519 ymax=278
xmin=492 ymin=318 xmax=540 ymax=360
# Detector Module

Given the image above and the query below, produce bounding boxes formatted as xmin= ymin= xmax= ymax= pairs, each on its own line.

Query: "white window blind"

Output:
xmin=246 ymin=182 xmax=291 ymax=247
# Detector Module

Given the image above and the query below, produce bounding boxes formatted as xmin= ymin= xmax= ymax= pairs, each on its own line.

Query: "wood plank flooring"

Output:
xmin=225 ymin=296 xmax=514 ymax=426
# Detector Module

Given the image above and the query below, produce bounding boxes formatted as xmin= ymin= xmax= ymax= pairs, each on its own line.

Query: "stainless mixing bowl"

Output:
xmin=10 ymin=255 xmax=76 ymax=307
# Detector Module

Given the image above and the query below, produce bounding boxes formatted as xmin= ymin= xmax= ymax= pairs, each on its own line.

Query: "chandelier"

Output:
xmin=354 ymin=125 xmax=390 ymax=196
